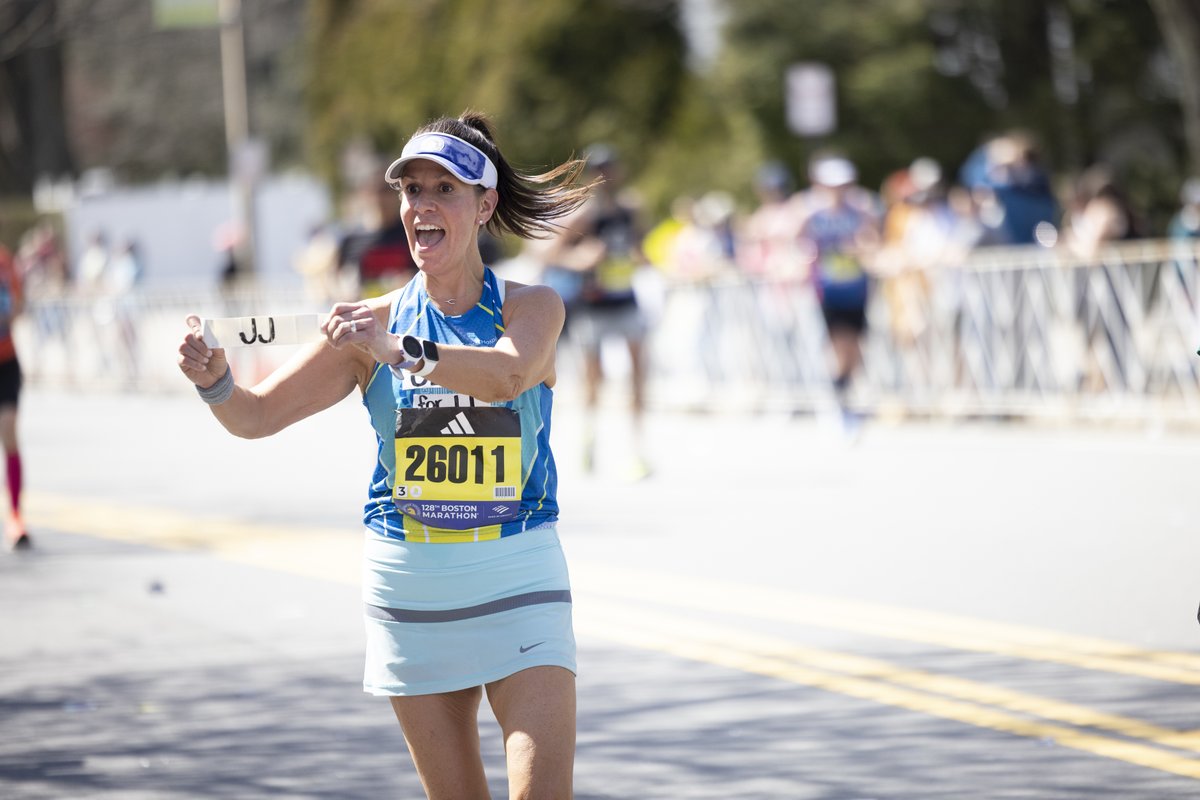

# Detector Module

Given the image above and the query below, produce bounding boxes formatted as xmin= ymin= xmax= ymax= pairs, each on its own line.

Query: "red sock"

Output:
xmin=6 ymin=452 xmax=21 ymax=515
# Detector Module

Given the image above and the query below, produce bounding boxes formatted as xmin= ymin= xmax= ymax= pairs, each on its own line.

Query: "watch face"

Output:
xmin=421 ymin=339 xmax=439 ymax=362
xmin=402 ymin=335 xmax=423 ymax=360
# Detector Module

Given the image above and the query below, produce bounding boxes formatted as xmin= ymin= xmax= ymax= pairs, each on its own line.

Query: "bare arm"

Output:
xmin=417 ymin=282 xmax=565 ymax=402
xmin=539 ymin=205 xmax=606 ymax=273
xmin=217 ymin=341 xmax=369 ymax=438
xmin=177 ymin=300 xmax=386 ymax=439
xmin=326 ymin=282 xmax=565 ymax=404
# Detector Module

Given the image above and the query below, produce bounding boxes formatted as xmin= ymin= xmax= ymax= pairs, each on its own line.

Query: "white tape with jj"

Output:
xmin=201 ymin=314 xmax=324 ymax=348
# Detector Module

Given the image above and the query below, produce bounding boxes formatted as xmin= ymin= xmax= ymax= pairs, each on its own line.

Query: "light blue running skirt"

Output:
xmin=362 ymin=525 xmax=576 ymax=696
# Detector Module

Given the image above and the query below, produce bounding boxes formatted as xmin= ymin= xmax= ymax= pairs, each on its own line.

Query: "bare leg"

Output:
xmin=827 ymin=328 xmax=865 ymax=437
xmin=0 ymin=405 xmax=26 ymax=548
xmin=582 ymin=349 xmax=603 ymax=411
xmin=389 ymin=686 xmax=492 ymax=800
xmin=828 ymin=328 xmax=862 ymax=388
xmin=486 ymin=666 xmax=576 ymax=800
xmin=0 ymin=405 xmax=18 ymax=454
xmin=625 ymin=337 xmax=650 ymax=476
xmin=581 ymin=349 xmax=603 ymax=472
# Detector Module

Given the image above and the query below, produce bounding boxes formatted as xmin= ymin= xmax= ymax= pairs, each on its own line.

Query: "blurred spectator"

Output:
xmin=667 ymin=191 xmax=737 ymax=282
xmin=960 ymin=131 xmax=1058 ymax=244
xmin=736 ymin=161 xmax=801 ymax=279
xmin=734 ymin=163 xmax=818 ymax=400
xmin=876 ymin=158 xmax=957 ymax=348
xmin=1062 ymin=165 xmax=1143 ymax=391
xmin=1061 ymin=164 xmax=1142 ymax=259
xmin=16 ymin=221 xmax=69 ymax=294
xmin=293 ymin=222 xmax=344 ymax=307
xmin=212 ymin=221 xmax=246 ymax=302
xmin=338 ymin=182 xmax=418 ymax=299
xmin=78 ymin=231 xmax=110 ymax=292
xmin=1168 ymin=177 xmax=1200 ymax=240
xmin=540 ymin=144 xmax=652 ymax=478
xmin=1167 ymin=178 xmax=1200 ymax=308
xmin=649 ymin=193 xmax=737 ymax=398
xmin=797 ymin=153 xmax=882 ymax=431
xmin=108 ymin=238 xmax=144 ymax=291
xmin=15 ymin=223 xmax=70 ymax=381
xmin=641 ymin=195 xmax=690 ymax=275
xmin=106 ymin=238 xmax=145 ymax=385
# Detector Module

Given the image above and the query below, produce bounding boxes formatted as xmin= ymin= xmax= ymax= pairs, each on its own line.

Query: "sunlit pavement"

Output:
xmin=4 ymin=386 xmax=1200 ymax=798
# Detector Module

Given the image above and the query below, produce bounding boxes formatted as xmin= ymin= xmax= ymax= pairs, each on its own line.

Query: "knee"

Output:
xmin=505 ymin=729 xmax=574 ymax=800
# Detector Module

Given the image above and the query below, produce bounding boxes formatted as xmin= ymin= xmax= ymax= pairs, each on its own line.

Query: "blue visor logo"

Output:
xmin=387 ymin=133 xmax=498 ymax=189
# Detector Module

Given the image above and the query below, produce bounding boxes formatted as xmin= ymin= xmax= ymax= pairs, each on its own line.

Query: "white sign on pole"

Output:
xmin=233 ymin=138 xmax=270 ymax=183
xmin=786 ymin=62 xmax=837 ymax=137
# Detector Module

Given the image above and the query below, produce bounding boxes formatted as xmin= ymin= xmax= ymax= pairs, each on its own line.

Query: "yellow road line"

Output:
xmin=570 ymin=562 xmax=1200 ymax=685
xmin=31 ymin=492 xmax=1200 ymax=777
xmin=26 ymin=492 xmax=361 ymax=585
xmin=32 ymin=492 xmax=1200 ymax=685
xmin=576 ymin=602 xmax=1200 ymax=780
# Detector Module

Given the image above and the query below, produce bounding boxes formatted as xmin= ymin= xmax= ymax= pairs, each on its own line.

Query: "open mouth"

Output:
xmin=414 ymin=223 xmax=445 ymax=249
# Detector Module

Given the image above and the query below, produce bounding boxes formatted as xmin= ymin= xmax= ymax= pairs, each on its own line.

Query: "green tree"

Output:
xmin=0 ymin=0 xmax=75 ymax=194
xmin=713 ymin=0 xmax=995 ymax=195
xmin=714 ymin=0 xmax=1194 ymax=230
xmin=1148 ymin=0 xmax=1200 ymax=176
xmin=307 ymin=0 xmax=687 ymax=192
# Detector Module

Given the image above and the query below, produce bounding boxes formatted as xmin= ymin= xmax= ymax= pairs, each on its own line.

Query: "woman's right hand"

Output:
xmin=177 ymin=314 xmax=229 ymax=388
xmin=321 ymin=301 xmax=403 ymax=365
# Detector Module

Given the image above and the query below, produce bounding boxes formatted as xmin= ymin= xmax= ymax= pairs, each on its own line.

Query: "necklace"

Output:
xmin=425 ymin=275 xmax=480 ymax=308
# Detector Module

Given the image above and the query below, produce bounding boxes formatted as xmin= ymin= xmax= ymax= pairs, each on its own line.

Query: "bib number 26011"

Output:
xmin=393 ymin=406 xmax=522 ymax=529
xmin=404 ymin=443 xmax=506 ymax=485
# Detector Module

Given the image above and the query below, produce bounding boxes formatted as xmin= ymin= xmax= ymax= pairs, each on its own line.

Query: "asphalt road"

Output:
xmin=3 ymin=386 xmax=1200 ymax=799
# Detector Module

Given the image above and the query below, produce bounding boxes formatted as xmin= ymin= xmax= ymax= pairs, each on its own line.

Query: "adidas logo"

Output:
xmin=440 ymin=411 xmax=476 ymax=435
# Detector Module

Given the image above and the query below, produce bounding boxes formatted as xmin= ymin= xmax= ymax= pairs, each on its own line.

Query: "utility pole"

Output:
xmin=219 ymin=0 xmax=257 ymax=278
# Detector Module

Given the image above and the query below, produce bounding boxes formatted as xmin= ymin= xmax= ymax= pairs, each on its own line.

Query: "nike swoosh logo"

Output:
xmin=519 ymin=642 xmax=546 ymax=653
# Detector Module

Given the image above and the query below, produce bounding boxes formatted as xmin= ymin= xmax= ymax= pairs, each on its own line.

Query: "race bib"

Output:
xmin=393 ymin=406 xmax=522 ymax=530
xmin=820 ymin=253 xmax=864 ymax=282
xmin=595 ymin=257 xmax=637 ymax=294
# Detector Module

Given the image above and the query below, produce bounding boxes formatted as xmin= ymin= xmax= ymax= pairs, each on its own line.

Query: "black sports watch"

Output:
xmin=401 ymin=335 xmax=440 ymax=376
xmin=401 ymin=334 xmax=423 ymax=363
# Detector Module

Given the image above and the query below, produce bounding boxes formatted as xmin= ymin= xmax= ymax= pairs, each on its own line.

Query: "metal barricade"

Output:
xmin=648 ymin=239 xmax=1200 ymax=424
xmin=15 ymin=286 xmax=319 ymax=393
xmin=17 ymin=240 xmax=1200 ymax=425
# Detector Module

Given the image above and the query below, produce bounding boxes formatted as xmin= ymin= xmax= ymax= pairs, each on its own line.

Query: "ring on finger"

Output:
xmin=350 ymin=319 xmax=357 ymax=333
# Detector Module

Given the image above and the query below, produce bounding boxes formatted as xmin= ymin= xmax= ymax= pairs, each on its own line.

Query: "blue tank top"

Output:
xmin=805 ymin=204 xmax=872 ymax=309
xmin=361 ymin=268 xmax=559 ymax=542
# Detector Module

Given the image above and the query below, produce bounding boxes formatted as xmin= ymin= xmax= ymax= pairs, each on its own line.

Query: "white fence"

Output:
xmin=647 ymin=238 xmax=1200 ymax=424
xmin=15 ymin=286 xmax=321 ymax=395
xmin=17 ymin=239 xmax=1200 ymax=425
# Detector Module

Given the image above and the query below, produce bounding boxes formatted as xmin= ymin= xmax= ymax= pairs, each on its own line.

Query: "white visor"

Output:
xmin=811 ymin=157 xmax=857 ymax=188
xmin=385 ymin=132 xmax=498 ymax=190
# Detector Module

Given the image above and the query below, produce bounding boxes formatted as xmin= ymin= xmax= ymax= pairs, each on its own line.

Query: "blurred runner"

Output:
xmin=542 ymin=145 xmax=652 ymax=478
xmin=0 ymin=234 xmax=27 ymax=549
xmin=797 ymin=154 xmax=882 ymax=433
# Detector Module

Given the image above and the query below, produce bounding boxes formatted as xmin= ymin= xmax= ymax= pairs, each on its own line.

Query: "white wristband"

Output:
xmin=388 ymin=359 xmax=419 ymax=380
xmin=414 ymin=356 xmax=438 ymax=377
